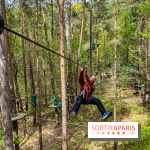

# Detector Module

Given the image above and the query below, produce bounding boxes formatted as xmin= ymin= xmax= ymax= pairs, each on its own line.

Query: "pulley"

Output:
xmin=0 ymin=13 xmax=4 ymax=34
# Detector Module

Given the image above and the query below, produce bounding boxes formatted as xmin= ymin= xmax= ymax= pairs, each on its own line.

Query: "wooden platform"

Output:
xmin=48 ymin=105 xmax=59 ymax=109
xmin=12 ymin=113 xmax=27 ymax=121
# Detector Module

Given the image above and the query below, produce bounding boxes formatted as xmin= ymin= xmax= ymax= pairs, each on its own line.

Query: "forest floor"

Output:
xmin=8 ymin=77 xmax=150 ymax=150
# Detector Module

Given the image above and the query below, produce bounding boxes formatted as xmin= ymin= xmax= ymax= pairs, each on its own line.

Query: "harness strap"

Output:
xmin=79 ymin=85 xmax=86 ymax=98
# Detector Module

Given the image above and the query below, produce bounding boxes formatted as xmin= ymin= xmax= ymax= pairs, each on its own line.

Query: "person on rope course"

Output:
xmin=70 ymin=66 xmax=112 ymax=119
xmin=51 ymin=97 xmax=62 ymax=109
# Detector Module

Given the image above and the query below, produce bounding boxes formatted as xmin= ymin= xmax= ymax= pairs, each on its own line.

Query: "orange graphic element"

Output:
xmin=112 ymin=132 xmax=115 ymax=134
xmin=122 ymin=132 xmax=125 ymax=134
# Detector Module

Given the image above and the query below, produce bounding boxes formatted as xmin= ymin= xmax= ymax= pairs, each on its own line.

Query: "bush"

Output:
xmin=117 ymin=64 xmax=140 ymax=88
xmin=121 ymin=126 xmax=150 ymax=150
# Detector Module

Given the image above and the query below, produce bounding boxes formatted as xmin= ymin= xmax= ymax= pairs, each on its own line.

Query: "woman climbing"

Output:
xmin=70 ymin=66 xmax=112 ymax=119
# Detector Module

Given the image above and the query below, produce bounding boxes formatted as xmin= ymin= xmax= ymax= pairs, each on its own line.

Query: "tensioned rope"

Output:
xmin=3 ymin=26 xmax=83 ymax=67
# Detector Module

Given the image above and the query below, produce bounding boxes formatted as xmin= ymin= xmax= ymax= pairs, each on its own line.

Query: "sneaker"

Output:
xmin=70 ymin=111 xmax=77 ymax=118
xmin=102 ymin=112 xmax=112 ymax=119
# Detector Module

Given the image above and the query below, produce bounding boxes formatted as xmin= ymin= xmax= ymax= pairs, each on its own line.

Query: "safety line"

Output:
xmin=4 ymin=26 xmax=83 ymax=67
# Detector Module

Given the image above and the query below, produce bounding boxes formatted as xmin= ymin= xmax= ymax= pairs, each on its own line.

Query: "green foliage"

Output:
xmin=122 ymin=126 xmax=150 ymax=150
xmin=13 ymin=135 xmax=20 ymax=145
xmin=72 ymin=3 xmax=82 ymax=13
xmin=0 ymin=130 xmax=4 ymax=141
xmin=0 ymin=130 xmax=5 ymax=150
xmin=137 ymin=0 xmax=150 ymax=17
xmin=117 ymin=64 xmax=140 ymax=87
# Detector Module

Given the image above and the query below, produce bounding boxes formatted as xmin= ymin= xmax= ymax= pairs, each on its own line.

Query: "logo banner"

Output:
xmin=88 ymin=122 xmax=141 ymax=141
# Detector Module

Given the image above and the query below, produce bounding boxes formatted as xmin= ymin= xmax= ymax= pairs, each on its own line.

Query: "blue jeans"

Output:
xmin=71 ymin=95 xmax=106 ymax=115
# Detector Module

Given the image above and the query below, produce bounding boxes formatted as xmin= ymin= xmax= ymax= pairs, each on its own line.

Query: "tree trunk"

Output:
xmin=20 ymin=0 xmax=28 ymax=111
xmin=0 ymin=25 xmax=14 ymax=150
xmin=147 ymin=35 xmax=150 ymax=81
xmin=65 ymin=1 xmax=71 ymax=53
xmin=75 ymin=0 xmax=86 ymax=95
xmin=42 ymin=0 xmax=56 ymax=98
xmin=147 ymin=34 xmax=150 ymax=109
xmin=28 ymin=51 xmax=36 ymax=126
xmin=14 ymin=63 xmax=22 ymax=113
xmin=23 ymin=18 xmax=36 ymax=125
xmin=23 ymin=44 xmax=28 ymax=111
xmin=144 ymin=18 xmax=149 ymax=103
xmin=58 ymin=0 xmax=67 ymax=149
xmin=2 ymin=0 xmax=16 ymax=116
xmin=114 ymin=0 xmax=118 ymax=149
xmin=95 ymin=16 xmax=99 ymax=73
xmin=137 ymin=17 xmax=143 ymax=95
xmin=35 ymin=0 xmax=43 ymax=149
xmin=139 ymin=17 xmax=147 ymax=102
xmin=51 ymin=0 xmax=54 ymax=40
xmin=90 ymin=0 xmax=93 ymax=75
xmin=65 ymin=1 xmax=73 ymax=110
xmin=96 ymin=45 xmax=99 ymax=72
xmin=41 ymin=0 xmax=48 ymax=106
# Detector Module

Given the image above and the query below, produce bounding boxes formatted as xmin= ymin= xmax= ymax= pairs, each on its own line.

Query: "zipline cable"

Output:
xmin=3 ymin=26 xmax=83 ymax=67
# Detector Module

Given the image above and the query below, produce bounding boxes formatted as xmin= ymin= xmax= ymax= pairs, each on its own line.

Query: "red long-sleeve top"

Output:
xmin=79 ymin=70 xmax=95 ymax=101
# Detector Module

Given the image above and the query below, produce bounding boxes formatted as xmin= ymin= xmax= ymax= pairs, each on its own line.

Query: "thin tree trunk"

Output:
xmin=14 ymin=74 xmax=23 ymax=113
xmin=70 ymin=0 xmax=76 ymax=94
xmin=95 ymin=16 xmax=99 ymax=73
xmin=47 ymin=54 xmax=56 ymax=97
xmin=29 ymin=57 xmax=35 ymax=95
xmin=30 ymin=31 xmax=37 ymax=126
xmin=90 ymin=0 xmax=93 ymax=75
xmin=65 ymin=1 xmax=71 ymax=56
xmin=143 ymin=18 xmax=149 ymax=103
xmin=65 ymin=1 xmax=72 ymax=110
xmin=75 ymin=0 xmax=86 ymax=95
xmin=137 ymin=17 xmax=143 ymax=96
xmin=25 ymin=29 xmax=36 ymax=125
xmin=35 ymin=0 xmax=43 ymax=149
xmin=21 ymin=0 xmax=28 ymax=111
xmin=23 ymin=20 xmax=36 ymax=125
xmin=42 ymin=0 xmax=56 ymax=97
xmin=114 ymin=0 xmax=118 ymax=149
xmin=96 ymin=44 xmax=99 ymax=72
xmin=51 ymin=0 xmax=54 ymax=40
xmin=29 ymin=52 xmax=36 ymax=125
xmin=23 ymin=47 xmax=28 ymax=111
xmin=58 ymin=0 xmax=67 ymax=149
xmin=0 ymin=25 xmax=14 ymax=150
xmin=69 ymin=0 xmax=73 ymax=98
xmin=147 ymin=32 xmax=150 ymax=110
xmin=23 ymin=45 xmax=28 ymax=111
xmin=41 ymin=0 xmax=48 ymax=106
xmin=13 ymin=60 xmax=23 ymax=114
xmin=104 ymin=33 xmax=106 ymax=67
xmin=139 ymin=17 xmax=146 ymax=102
xmin=147 ymin=36 xmax=150 ymax=81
